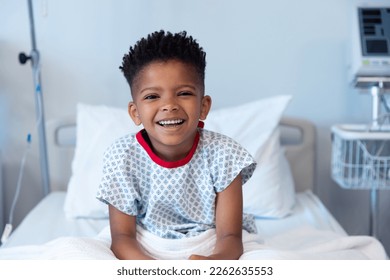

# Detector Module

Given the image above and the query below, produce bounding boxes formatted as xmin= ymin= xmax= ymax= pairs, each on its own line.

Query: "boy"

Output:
xmin=97 ymin=30 xmax=256 ymax=259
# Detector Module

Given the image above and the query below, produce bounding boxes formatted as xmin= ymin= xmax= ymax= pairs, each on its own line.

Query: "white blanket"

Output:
xmin=0 ymin=225 xmax=387 ymax=260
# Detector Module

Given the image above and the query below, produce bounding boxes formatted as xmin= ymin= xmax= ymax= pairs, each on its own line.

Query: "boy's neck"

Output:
xmin=142 ymin=130 xmax=195 ymax=161
xmin=137 ymin=126 xmax=202 ymax=168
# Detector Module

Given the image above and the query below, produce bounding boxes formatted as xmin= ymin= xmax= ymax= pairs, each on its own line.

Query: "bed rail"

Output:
xmin=46 ymin=116 xmax=316 ymax=193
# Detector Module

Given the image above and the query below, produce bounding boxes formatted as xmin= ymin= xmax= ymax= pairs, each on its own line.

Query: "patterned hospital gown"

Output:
xmin=96 ymin=126 xmax=257 ymax=239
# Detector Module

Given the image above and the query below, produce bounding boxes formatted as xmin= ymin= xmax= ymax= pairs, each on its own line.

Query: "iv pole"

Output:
xmin=19 ymin=0 xmax=50 ymax=196
xmin=369 ymin=81 xmax=382 ymax=239
xmin=355 ymin=76 xmax=390 ymax=239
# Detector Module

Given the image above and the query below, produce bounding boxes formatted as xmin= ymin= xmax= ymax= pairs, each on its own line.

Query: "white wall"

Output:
xmin=1 ymin=0 xmax=389 ymax=253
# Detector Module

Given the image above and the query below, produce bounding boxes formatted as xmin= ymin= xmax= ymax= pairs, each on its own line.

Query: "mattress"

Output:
xmin=255 ymin=190 xmax=346 ymax=238
xmin=3 ymin=190 xmax=345 ymax=248
xmin=3 ymin=192 xmax=108 ymax=248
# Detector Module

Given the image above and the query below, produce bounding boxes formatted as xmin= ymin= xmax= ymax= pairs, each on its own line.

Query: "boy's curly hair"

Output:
xmin=120 ymin=30 xmax=206 ymax=91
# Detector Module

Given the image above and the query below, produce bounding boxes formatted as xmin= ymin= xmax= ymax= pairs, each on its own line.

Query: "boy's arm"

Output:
xmin=109 ymin=205 xmax=154 ymax=260
xmin=189 ymin=174 xmax=244 ymax=260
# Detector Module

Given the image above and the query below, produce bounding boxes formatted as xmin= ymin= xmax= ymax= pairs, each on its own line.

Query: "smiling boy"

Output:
xmin=128 ymin=59 xmax=211 ymax=162
xmin=97 ymin=30 xmax=256 ymax=260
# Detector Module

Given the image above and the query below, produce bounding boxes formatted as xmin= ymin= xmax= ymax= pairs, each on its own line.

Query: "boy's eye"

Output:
xmin=178 ymin=91 xmax=193 ymax=96
xmin=144 ymin=94 xmax=159 ymax=100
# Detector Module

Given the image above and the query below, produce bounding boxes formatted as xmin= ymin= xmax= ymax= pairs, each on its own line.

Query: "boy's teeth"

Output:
xmin=159 ymin=119 xmax=183 ymax=125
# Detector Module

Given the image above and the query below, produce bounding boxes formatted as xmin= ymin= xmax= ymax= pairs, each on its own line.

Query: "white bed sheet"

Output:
xmin=3 ymin=192 xmax=108 ymax=248
xmin=0 ymin=191 xmax=387 ymax=259
xmin=255 ymin=190 xmax=346 ymax=238
xmin=3 ymin=190 xmax=343 ymax=248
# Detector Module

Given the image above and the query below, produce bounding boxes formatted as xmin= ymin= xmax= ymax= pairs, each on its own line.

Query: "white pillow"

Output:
xmin=64 ymin=104 xmax=139 ymax=218
xmin=241 ymin=128 xmax=295 ymax=217
xmin=64 ymin=95 xmax=294 ymax=219
xmin=205 ymin=95 xmax=295 ymax=218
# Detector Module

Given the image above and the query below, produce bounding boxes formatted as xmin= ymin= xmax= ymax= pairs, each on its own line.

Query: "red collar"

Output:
xmin=135 ymin=121 xmax=203 ymax=168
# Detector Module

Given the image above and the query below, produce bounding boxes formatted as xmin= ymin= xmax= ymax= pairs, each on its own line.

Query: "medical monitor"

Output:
xmin=350 ymin=5 xmax=390 ymax=87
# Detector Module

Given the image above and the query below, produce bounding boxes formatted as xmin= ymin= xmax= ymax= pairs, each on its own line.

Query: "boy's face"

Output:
xmin=128 ymin=59 xmax=211 ymax=161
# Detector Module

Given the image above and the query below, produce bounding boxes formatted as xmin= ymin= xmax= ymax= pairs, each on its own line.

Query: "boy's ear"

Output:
xmin=200 ymin=95 xmax=212 ymax=120
xmin=128 ymin=101 xmax=142 ymax=126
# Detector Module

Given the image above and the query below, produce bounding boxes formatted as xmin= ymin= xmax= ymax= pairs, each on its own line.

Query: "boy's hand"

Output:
xmin=189 ymin=254 xmax=213 ymax=260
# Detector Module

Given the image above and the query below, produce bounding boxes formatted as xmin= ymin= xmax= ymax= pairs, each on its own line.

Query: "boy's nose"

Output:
xmin=162 ymin=105 xmax=178 ymax=112
xmin=161 ymin=100 xmax=179 ymax=112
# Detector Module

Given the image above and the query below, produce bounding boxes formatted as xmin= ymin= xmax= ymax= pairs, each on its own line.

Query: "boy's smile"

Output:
xmin=128 ymin=59 xmax=211 ymax=162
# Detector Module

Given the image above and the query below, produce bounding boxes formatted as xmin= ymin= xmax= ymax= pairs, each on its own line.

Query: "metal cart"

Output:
xmin=331 ymin=124 xmax=390 ymax=238
xmin=331 ymin=77 xmax=390 ymax=238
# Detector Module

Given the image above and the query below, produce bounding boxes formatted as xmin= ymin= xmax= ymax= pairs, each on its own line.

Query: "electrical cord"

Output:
xmin=1 ymin=134 xmax=32 ymax=246
xmin=380 ymin=95 xmax=390 ymax=113
xmin=0 ymin=72 xmax=44 ymax=246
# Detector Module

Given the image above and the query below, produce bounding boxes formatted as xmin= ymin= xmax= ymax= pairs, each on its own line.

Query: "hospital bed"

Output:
xmin=0 ymin=95 xmax=387 ymax=259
